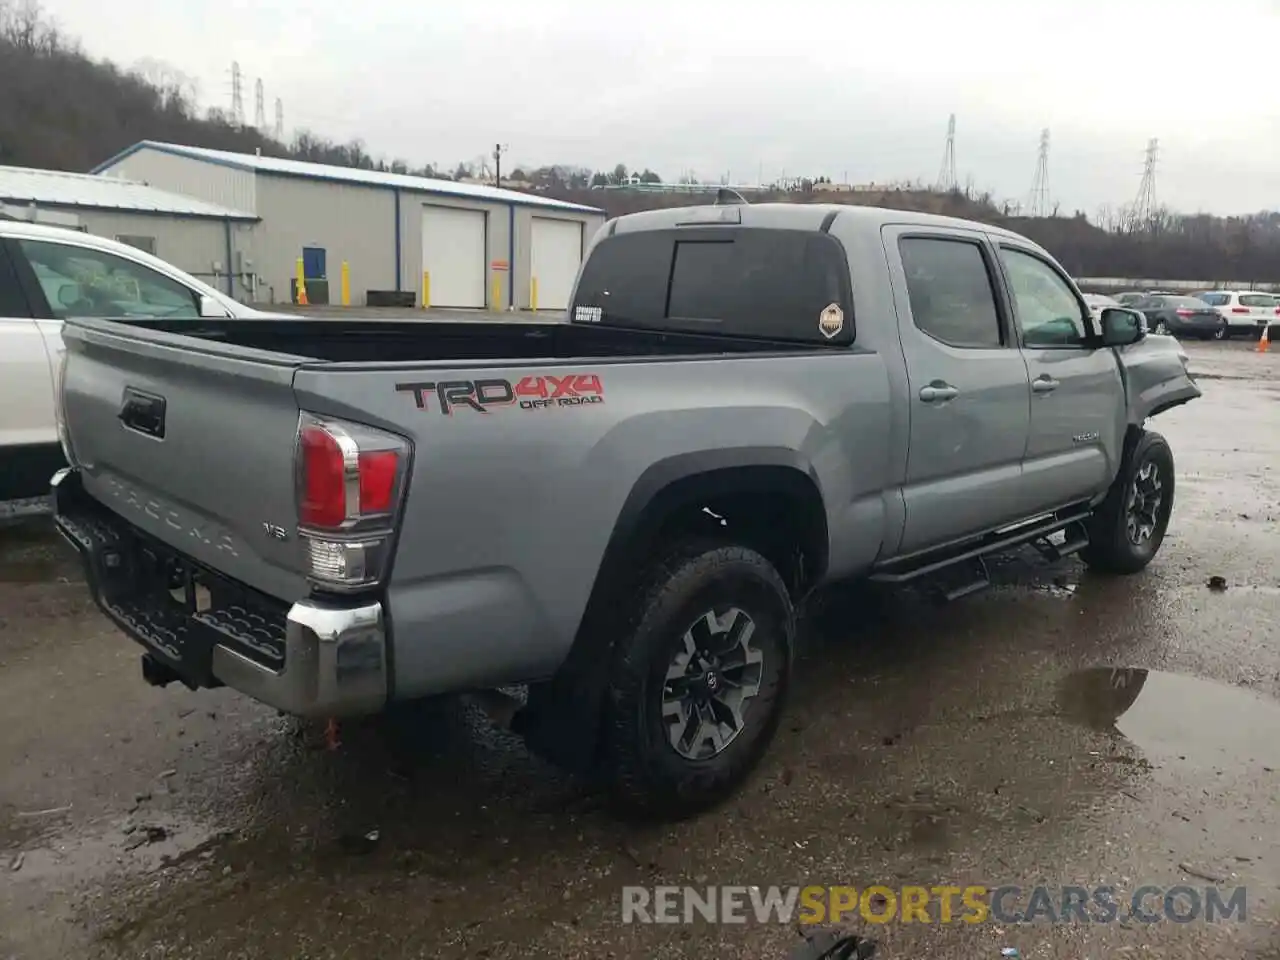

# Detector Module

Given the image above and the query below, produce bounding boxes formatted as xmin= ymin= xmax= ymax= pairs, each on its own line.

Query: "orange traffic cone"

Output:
xmin=297 ymin=282 xmax=309 ymax=307
xmin=1259 ymin=323 xmax=1271 ymax=354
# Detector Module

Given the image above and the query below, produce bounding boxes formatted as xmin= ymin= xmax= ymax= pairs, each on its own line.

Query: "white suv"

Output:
xmin=1 ymin=221 xmax=287 ymax=510
xmin=1191 ymin=290 xmax=1279 ymax=338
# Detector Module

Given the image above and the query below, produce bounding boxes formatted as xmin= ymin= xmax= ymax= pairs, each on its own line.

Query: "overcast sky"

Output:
xmin=46 ymin=0 xmax=1280 ymax=216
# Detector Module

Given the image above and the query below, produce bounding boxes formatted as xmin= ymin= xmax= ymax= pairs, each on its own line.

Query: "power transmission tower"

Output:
xmin=1028 ymin=128 xmax=1051 ymax=216
xmin=1129 ymin=138 xmax=1159 ymax=231
xmin=230 ymin=61 xmax=243 ymax=125
xmin=254 ymin=78 xmax=266 ymax=130
xmin=274 ymin=98 xmax=284 ymax=140
xmin=493 ymin=143 xmax=509 ymax=188
xmin=936 ymin=114 xmax=957 ymax=192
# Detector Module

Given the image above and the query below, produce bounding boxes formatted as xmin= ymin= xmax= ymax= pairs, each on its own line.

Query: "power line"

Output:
xmin=936 ymin=114 xmax=957 ymax=192
xmin=1028 ymin=128 xmax=1051 ymax=216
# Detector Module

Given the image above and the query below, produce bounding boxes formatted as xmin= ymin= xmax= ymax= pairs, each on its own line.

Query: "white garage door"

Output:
xmin=421 ymin=206 xmax=486 ymax=308
xmin=530 ymin=217 xmax=584 ymax=311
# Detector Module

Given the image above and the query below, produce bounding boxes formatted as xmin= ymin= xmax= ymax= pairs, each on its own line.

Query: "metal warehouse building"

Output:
xmin=91 ymin=141 xmax=607 ymax=311
xmin=0 ymin=164 xmax=258 ymax=293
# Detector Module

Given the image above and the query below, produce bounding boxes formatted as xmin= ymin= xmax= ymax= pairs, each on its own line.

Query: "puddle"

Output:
xmin=1057 ymin=668 xmax=1280 ymax=771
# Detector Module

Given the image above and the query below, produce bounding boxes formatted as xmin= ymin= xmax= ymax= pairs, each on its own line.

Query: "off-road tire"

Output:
xmin=1081 ymin=430 xmax=1175 ymax=575
xmin=603 ymin=540 xmax=793 ymax=819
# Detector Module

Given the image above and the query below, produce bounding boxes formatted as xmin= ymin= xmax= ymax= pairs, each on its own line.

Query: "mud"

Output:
xmin=1 ymin=340 xmax=1278 ymax=960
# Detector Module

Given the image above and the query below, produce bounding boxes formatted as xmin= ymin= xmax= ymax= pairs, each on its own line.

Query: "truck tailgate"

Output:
xmin=60 ymin=319 xmax=310 ymax=602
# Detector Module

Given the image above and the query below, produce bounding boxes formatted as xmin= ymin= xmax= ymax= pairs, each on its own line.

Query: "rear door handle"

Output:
xmin=918 ymin=383 xmax=959 ymax=403
xmin=1032 ymin=376 xmax=1060 ymax=394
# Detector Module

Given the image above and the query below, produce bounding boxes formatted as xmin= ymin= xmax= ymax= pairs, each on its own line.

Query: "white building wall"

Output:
xmin=253 ymin=173 xmax=395 ymax=306
xmin=95 ymin=148 xmax=258 ymax=216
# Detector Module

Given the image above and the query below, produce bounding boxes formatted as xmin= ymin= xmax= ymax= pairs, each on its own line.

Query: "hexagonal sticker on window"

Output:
xmin=819 ymin=303 xmax=844 ymax=339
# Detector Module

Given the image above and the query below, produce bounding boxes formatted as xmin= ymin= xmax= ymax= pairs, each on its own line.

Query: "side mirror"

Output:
xmin=1100 ymin=307 xmax=1145 ymax=347
xmin=198 ymin=294 xmax=231 ymax=319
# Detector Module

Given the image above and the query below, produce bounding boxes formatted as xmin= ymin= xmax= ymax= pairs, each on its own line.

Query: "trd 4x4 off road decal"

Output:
xmin=395 ymin=374 xmax=605 ymax=415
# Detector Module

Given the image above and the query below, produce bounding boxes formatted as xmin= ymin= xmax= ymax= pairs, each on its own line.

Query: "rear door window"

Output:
xmin=898 ymin=237 xmax=1004 ymax=348
xmin=571 ymin=227 xmax=853 ymax=344
xmin=1199 ymin=292 xmax=1230 ymax=306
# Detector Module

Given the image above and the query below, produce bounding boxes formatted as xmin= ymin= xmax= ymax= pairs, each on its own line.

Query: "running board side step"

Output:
xmin=869 ymin=507 xmax=1093 ymax=586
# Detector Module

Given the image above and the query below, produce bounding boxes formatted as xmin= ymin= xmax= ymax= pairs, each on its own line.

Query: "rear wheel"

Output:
xmin=603 ymin=541 xmax=793 ymax=819
xmin=1154 ymin=320 xmax=1170 ymax=335
xmin=1082 ymin=431 xmax=1175 ymax=575
xmin=1212 ymin=324 xmax=1228 ymax=340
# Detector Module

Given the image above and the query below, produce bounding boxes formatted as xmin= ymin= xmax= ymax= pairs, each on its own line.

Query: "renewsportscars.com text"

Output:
xmin=621 ymin=885 xmax=1248 ymax=925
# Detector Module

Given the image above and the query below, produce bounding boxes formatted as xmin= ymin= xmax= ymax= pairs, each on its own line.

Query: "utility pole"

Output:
xmin=493 ymin=143 xmax=509 ymax=188
xmin=937 ymin=113 xmax=957 ymax=192
xmin=1028 ymin=128 xmax=1051 ymax=217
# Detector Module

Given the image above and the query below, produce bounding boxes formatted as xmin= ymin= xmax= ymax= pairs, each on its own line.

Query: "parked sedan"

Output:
xmin=1132 ymin=295 xmax=1228 ymax=340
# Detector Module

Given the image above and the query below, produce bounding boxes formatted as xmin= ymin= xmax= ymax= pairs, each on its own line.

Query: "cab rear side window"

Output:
xmin=571 ymin=227 xmax=854 ymax=344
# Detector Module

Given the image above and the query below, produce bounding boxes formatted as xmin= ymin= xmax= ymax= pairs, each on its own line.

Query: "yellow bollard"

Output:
xmin=295 ymin=257 xmax=308 ymax=306
xmin=340 ymin=261 xmax=350 ymax=307
xmin=422 ymin=271 xmax=430 ymax=309
xmin=530 ymin=276 xmax=538 ymax=312
xmin=491 ymin=275 xmax=501 ymax=311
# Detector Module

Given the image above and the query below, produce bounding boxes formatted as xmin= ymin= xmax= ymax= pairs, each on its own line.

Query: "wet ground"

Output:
xmin=2 ymin=339 xmax=1278 ymax=960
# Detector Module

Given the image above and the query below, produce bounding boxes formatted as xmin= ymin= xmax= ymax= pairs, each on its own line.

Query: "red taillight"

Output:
xmin=299 ymin=424 xmax=347 ymax=528
xmin=358 ymin=450 xmax=398 ymax=515
xmin=295 ymin=413 xmax=409 ymax=590
xmin=1175 ymin=308 xmax=1193 ymax=317
xmin=1231 ymin=307 xmax=1250 ymax=314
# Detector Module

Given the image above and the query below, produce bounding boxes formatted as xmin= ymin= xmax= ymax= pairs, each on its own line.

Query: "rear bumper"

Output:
xmin=51 ymin=468 xmax=388 ymax=718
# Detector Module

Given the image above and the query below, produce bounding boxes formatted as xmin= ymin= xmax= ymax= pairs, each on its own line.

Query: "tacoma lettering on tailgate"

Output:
xmin=395 ymin=374 xmax=604 ymax=415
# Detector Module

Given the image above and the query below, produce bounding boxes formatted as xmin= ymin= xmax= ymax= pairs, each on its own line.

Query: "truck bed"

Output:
xmin=127 ymin=317 xmax=832 ymax=364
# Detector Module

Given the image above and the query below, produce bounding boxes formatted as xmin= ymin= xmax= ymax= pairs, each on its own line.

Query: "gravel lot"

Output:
xmin=1 ymin=340 xmax=1278 ymax=960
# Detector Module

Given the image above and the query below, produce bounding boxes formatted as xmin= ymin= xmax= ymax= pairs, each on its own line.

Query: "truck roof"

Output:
xmin=608 ymin=201 xmax=1027 ymax=242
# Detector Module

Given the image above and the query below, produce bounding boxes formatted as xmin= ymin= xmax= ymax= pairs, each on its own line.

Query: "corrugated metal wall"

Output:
xmin=95 ymin=148 xmax=258 ymax=216
xmin=254 ymin=173 xmax=395 ymax=306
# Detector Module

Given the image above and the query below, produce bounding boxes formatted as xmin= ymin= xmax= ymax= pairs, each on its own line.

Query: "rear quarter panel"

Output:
xmin=292 ymin=351 xmax=894 ymax=696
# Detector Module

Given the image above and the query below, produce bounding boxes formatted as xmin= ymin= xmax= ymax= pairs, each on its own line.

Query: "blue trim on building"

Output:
xmin=507 ymin=204 xmax=516 ymax=310
xmin=91 ymin=141 xmax=604 ymax=215
xmin=223 ymin=219 xmax=234 ymax=295
xmin=393 ymin=189 xmax=402 ymax=292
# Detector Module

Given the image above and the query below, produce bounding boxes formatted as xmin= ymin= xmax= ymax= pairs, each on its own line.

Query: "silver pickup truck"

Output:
xmin=50 ymin=202 xmax=1200 ymax=818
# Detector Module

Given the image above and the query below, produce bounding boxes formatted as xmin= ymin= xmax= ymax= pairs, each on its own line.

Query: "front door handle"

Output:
xmin=1032 ymin=376 xmax=1060 ymax=394
xmin=918 ymin=383 xmax=959 ymax=403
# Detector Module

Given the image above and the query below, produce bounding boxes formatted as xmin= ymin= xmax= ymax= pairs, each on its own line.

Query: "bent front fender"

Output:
xmin=1114 ymin=334 xmax=1202 ymax=423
